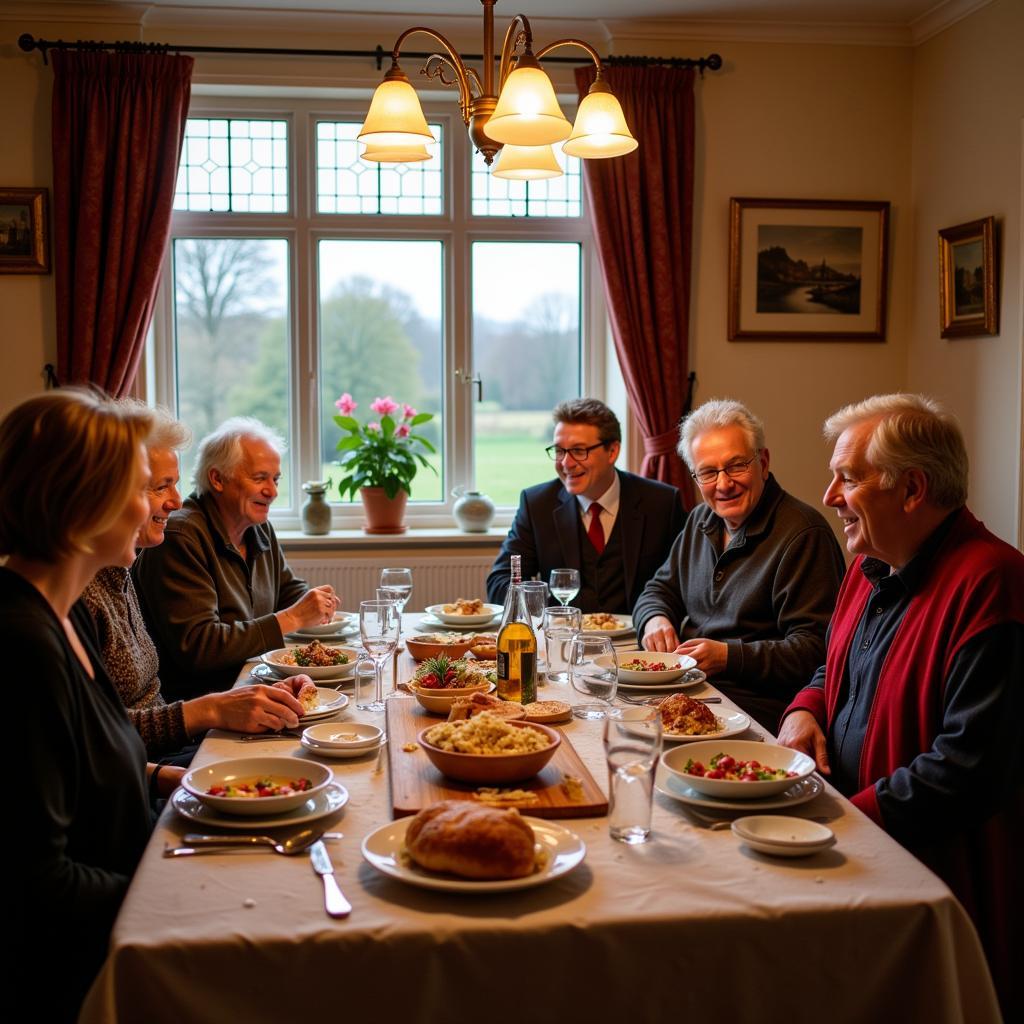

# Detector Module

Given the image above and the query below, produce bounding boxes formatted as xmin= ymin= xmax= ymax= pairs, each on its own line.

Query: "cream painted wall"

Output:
xmin=908 ymin=0 xmax=1024 ymax=546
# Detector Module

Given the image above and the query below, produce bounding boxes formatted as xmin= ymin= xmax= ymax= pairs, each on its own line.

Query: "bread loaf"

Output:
xmin=405 ymin=800 xmax=536 ymax=879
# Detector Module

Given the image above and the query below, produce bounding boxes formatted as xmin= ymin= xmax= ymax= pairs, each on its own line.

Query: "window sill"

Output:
xmin=278 ymin=526 xmax=507 ymax=552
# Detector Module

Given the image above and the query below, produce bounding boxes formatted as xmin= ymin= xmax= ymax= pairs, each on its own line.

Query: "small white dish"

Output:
xmin=731 ymin=815 xmax=836 ymax=857
xmin=261 ymin=645 xmax=358 ymax=680
xmin=423 ymin=604 xmax=504 ymax=627
xmin=171 ymin=782 xmax=348 ymax=829
xmin=298 ymin=689 xmax=349 ymax=723
xmin=579 ymin=614 xmax=634 ymax=638
xmin=293 ymin=612 xmax=356 ymax=637
xmin=300 ymin=736 xmax=383 ymax=760
xmin=361 ymin=816 xmax=586 ymax=893
xmin=663 ymin=709 xmax=751 ymax=743
xmin=302 ymin=721 xmax=383 ymax=749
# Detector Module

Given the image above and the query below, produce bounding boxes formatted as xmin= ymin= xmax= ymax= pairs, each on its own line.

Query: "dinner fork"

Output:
xmin=618 ymin=694 xmax=721 ymax=706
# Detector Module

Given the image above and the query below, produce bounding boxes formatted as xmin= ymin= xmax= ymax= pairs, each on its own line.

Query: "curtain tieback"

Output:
xmin=643 ymin=429 xmax=679 ymax=458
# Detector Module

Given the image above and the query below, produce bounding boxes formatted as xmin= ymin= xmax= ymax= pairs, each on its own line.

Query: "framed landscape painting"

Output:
xmin=0 ymin=187 xmax=50 ymax=274
xmin=728 ymin=198 xmax=889 ymax=341
xmin=938 ymin=216 xmax=997 ymax=338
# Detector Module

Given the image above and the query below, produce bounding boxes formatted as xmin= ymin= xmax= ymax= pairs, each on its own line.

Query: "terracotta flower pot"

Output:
xmin=359 ymin=486 xmax=409 ymax=535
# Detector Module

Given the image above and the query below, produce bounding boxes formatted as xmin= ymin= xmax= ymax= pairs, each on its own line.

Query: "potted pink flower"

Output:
xmin=333 ymin=394 xmax=436 ymax=533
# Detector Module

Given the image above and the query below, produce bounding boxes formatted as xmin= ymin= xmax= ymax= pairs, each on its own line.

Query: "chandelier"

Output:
xmin=357 ymin=0 xmax=637 ymax=180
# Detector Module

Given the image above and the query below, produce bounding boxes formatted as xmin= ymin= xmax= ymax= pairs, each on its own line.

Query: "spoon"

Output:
xmin=165 ymin=827 xmax=324 ymax=857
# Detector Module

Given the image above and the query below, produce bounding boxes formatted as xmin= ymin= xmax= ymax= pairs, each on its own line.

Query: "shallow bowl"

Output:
xmin=425 ymin=603 xmax=502 ymax=626
xmin=302 ymin=721 xmax=384 ymax=749
xmin=261 ymin=645 xmax=358 ymax=680
xmin=182 ymin=756 xmax=332 ymax=816
xmin=597 ymin=650 xmax=697 ymax=685
xmin=660 ymin=740 xmax=815 ymax=799
xmin=405 ymin=634 xmax=476 ymax=661
xmin=409 ymin=680 xmax=493 ymax=715
xmin=296 ymin=612 xmax=356 ymax=637
xmin=417 ymin=720 xmax=560 ymax=784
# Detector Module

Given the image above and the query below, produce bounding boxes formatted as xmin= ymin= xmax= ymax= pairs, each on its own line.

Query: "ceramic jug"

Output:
xmin=301 ymin=480 xmax=332 ymax=535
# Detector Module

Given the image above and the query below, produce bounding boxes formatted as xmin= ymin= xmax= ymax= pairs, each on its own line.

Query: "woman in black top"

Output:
xmin=3 ymin=389 xmax=162 ymax=1022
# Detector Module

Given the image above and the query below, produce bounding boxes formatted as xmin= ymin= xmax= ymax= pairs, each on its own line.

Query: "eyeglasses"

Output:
xmin=545 ymin=442 xmax=609 ymax=463
xmin=691 ymin=453 xmax=760 ymax=486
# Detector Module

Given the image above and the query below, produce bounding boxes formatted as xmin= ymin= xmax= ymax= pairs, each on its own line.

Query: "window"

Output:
xmin=154 ymin=97 xmax=603 ymax=527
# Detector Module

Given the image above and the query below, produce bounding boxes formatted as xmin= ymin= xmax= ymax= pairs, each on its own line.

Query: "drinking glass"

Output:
xmin=354 ymin=658 xmax=378 ymax=712
xmin=520 ymin=581 xmax=548 ymax=633
xmin=569 ymin=635 xmax=617 ymax=719
xmin=379 ymin=568 xmax=413 ymax=616
xmin=549 ymin=568 xmax=580 ymax=607
xmin=604 ymin=706 xmax=663 ymax=845
xmin=358 ymin=600 xmax=399 ymax=713
xmin=542 ymin=605 xmax=581 ymax=685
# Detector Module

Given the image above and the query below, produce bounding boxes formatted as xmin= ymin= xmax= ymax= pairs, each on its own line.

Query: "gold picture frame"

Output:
xmin=0 ymin=187 xmax=50 ymax=274
xmin=938 ymin=216 xmax=997 ymax=338
xmin=728 ymin=198 xmax=889 ymax=342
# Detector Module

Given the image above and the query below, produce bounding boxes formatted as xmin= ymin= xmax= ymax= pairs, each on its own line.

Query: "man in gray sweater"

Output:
xmin=633 ymin=399 xmax=845 ymax=727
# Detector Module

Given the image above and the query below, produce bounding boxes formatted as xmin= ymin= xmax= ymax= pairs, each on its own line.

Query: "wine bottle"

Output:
xmin=496 ymin=556 xmax=537 ymax=704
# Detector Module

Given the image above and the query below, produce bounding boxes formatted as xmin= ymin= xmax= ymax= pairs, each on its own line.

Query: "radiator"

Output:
xmin=288 ymin=556 xmax=496 ymax=610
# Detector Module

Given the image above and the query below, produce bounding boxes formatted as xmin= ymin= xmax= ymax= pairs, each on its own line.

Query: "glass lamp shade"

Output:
xmin=360 ymin=142 xmax=432 ymax=163
xmin=562 ymin=87 xmax=638 ymax=159
xmin=357 ymin=78 xmax=435 ymax=147
xmin=486 ymin=65 xmax=572 ymax=146
xmin=492 ymin=144 xmax=563 ymax=180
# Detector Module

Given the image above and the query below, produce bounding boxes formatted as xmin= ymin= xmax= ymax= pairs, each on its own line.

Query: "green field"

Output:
xmin=319 ymin=430 xmax=551 ymax=509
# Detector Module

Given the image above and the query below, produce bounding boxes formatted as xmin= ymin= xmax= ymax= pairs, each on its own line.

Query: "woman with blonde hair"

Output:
xmin=3 ymin=389 xmax=162 ymax=1021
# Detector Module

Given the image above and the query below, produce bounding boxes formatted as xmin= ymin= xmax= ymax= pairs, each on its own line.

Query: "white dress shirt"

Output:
xmin=577 ymin=473 xmax=621 ymax=548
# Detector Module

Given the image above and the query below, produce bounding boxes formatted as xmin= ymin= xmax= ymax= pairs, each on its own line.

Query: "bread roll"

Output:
xmin=405 ymin=800 xmax=536 ymax=879
xmin=297 ymin=680 xmax=319 ymax=713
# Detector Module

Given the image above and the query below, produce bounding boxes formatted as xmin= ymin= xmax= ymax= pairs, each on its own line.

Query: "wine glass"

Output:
xmin=549 ymin=568 xmax=580 ymax=607
xmin=379 ymin=568 xmax=413 ymax=616
xmin=569 ymin=635 xmax=617 ymax=720
xmin=358 ymin=600 xmax=399 ymax=713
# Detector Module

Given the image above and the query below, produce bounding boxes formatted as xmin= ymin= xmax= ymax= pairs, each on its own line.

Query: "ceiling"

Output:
xmin=50 ymin=0 xmax=967 ymax=27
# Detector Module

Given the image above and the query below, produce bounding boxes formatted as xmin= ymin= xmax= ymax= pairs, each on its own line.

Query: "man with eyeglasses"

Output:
xmin=485 ymin=398 xmax=685 ymax=613
xmin=633 ymin=398 xmax=845 ymax=725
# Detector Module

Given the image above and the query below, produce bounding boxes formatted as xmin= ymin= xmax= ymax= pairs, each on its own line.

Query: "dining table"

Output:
xmin=80 ymin=614 xmax=1001 ymax=1024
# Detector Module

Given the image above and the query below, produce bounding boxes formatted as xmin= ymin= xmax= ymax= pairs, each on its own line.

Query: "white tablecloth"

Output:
xmin=81 ymin=661 xmax=1000 ymax=1024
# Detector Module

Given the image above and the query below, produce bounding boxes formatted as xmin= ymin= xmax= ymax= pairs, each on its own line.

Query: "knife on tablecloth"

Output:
xmin=310 ymin=840 xmax=352 ymax=918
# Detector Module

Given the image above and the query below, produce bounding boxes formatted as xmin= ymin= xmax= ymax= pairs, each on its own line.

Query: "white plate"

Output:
xmin=171 ymin=782 xmax=349 ymax=830
xmin=655 ymin=770 xmax=824 ymax=812
xmin=601 ymin=651 xmax=696 ymax=684
xmin=290 ymin=612 xmax=357 ymax=637
xmin=663 ymin=709 xmax=751 ymax=743
xmin=730 ymin=815 xmax=836 ymax=857
xmin=250 ymin=662 xmax=354 ymax=687
xmin=580 ymin=614 xmax=634 ymax=638
xmin=361 ymin=816 xmax=586 ymax=893
xmin=617 ymin=670 xmax=707 ymax=693
xmin=301 ymin=736 xmax=384 ymax=760
xmin=425 ymin=603 xmax=503 ymax=626
xmin=298 ymin=688 xmax=349 ymax=723
xmin=418 ymin=612 xmax=501 ymax=632
xmin=287 ymin=624 xmax=359 ymax=642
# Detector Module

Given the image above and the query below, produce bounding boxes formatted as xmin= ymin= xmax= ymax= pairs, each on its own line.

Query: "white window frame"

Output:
xmin=150 ymin=94 xmax=608 ymax=530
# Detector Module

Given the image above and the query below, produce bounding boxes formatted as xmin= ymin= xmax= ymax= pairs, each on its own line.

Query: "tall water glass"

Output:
xmin=379 ymin=568 xmax=413 ymax=615
xmin=604 ymin=706 xmax=663 ymax=845
xmin=520 ymin=581 xmax=548 ymax=634
xmin=549 ymin=568 xmax=580 ymax=607
xmin=542 ymin=605 xmax=581 ymax=685
xmin=358 ymin=600 xmax=399 ymax=713
xmin=569 ymin=635 xmax=617 ymax=719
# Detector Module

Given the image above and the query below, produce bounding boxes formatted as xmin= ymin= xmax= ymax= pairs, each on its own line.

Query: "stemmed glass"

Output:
xmin=569 ymin=635 xmax=618 ymax=720
xmin=358 ymin=600 xmax=399 ymax=713
xmin=549 ymin=568 xmax=580 ymax=607
xmin=379 ymin=568 xmax=413 ymax=616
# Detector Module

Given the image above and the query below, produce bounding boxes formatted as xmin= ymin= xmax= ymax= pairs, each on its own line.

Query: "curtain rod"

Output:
xmin=17 ymin=33 xmax=722 ymax=75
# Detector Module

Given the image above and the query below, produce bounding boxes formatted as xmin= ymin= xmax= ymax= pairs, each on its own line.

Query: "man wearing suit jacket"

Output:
xmin=486 ymin=399 xmax=685 ymax=614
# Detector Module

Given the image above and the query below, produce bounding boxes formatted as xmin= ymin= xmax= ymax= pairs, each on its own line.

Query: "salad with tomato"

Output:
xmin=681 ymin=752 xmax=798 ymax=782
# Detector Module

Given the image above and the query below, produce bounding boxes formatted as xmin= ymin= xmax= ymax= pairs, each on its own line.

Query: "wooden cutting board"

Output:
xmin=385 ymin=696 xmax=608 ymax=819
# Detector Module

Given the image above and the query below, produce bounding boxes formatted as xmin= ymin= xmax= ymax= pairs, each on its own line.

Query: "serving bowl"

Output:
xmin=405 ymin=633 xmax=476 ymax=661
xmin=597 ymin=650 xmax=696 ymax=685
xmin=182 ymin=756 xmax=332 ymax=816
xmin=302 ymin=721 xmax=383 ymax=750
xmin=417 ymin=719 xmax=560 ymax=783
xmin=425 ymin=603 xmax=502 ymax=626
xmin=660 ymin=740 xmax=815 ymax=799
xmin=409 ymin=680 xmax=493 ymax=715
xmin=261 ymin=645 xmax=358 ymax=680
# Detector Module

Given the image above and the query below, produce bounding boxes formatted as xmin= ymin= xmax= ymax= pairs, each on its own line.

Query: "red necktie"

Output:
xmin=587 ymin=502 xmax=606 ymax=555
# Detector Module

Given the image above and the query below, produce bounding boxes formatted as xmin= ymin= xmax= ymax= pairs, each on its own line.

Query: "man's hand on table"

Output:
xmin=675 ymin=638 xmax=728 ymax=675
xmin=276 ymin=584 xmax=339 ymax=635
xmin=777 ymin=710 xmax=831 ymax=775
xmin=642 ymin=616 xmax=681 ymax=652
xmin=183 ymin=680 xmax=307 ymax=734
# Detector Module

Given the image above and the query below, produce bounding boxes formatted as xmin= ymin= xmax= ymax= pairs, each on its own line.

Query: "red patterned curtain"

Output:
xmin=51 ymin=50 xmax=193 ymax=396
xmin=576 ymin=65 xmax=696 ymax=507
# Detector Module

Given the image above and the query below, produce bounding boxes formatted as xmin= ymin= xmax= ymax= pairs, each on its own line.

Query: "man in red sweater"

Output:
xmin=779 ymin=393 xmax=1023 ymax=1018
